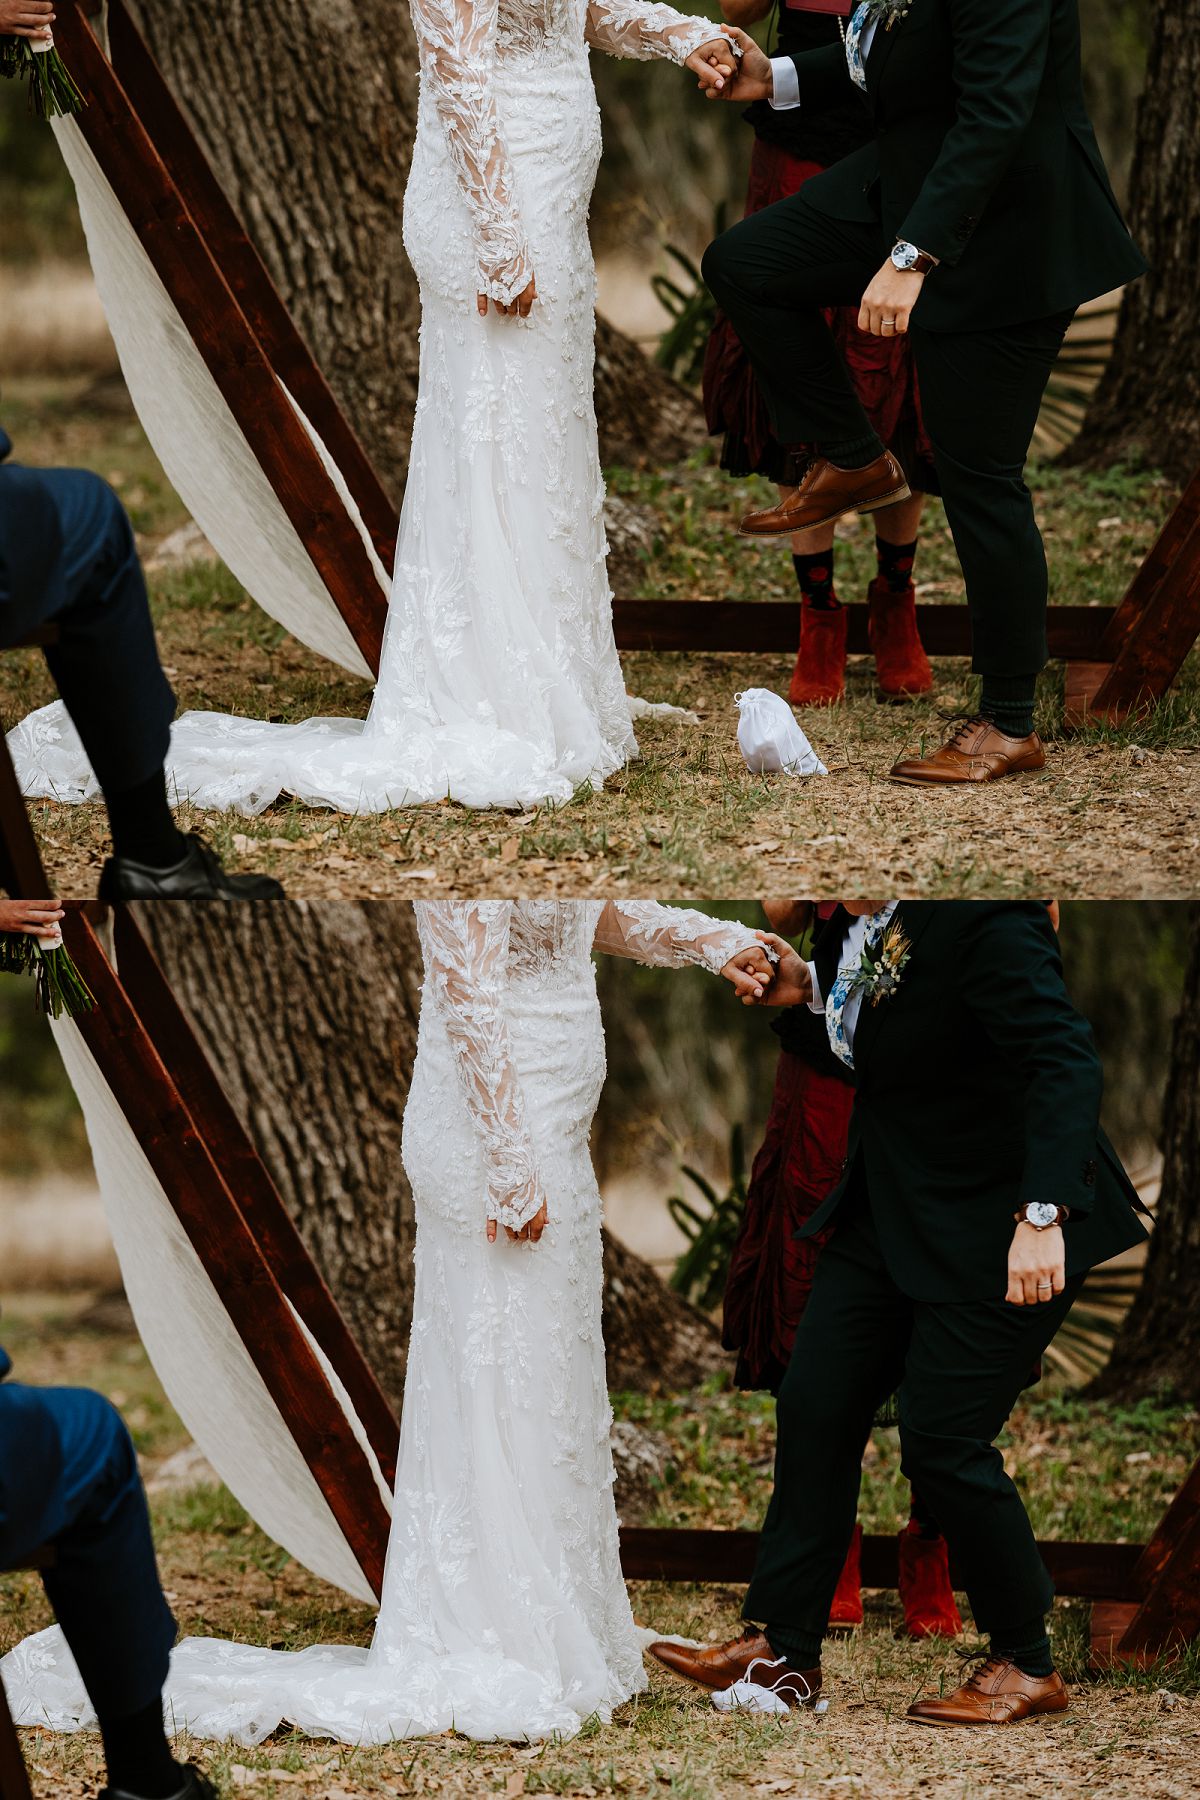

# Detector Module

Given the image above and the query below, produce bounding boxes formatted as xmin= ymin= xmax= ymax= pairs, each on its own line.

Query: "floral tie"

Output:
xmin=844 ymin=1 xmax=873 ymax=91
xmin=824 ymin=907 xmax=892 ymax=1070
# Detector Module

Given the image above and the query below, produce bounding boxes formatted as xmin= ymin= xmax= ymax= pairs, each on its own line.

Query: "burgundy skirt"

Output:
xmin=702 ymin=139 xmax=938 ymax=492
xmin=722 ymin=1049 xmax=856 ymax=1394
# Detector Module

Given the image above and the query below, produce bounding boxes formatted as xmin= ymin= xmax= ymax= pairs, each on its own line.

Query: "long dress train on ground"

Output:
xmin=2 ymin=901 xmax=763 ymax=1744
xmin=7 ymin=2 xmax=724 ymax=815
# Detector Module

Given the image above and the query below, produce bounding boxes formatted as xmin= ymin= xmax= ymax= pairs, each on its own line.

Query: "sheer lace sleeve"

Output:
xmin=593 ymin=901 xmax=772 ymax=973
xmin=584 ymin=0 xmax=734 ymax=65
xmin=409 ymin=0 xmax=533 ymax=305
xmin=416 ymin=902 xmax=548 ymax=1232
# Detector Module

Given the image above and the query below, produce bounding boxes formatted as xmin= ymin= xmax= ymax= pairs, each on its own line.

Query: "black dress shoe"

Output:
xmin=102 ymin=1764 xmax=219 ymax=1800
xmin=99 ymin=832 xmax=285 ymax=900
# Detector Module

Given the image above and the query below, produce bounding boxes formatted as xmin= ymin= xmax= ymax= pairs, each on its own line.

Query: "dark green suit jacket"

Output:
xmin=801 ymin=902 xmax=1149 ymax=1300
xmin=787 ymin=0 xmax=1147 ymax=331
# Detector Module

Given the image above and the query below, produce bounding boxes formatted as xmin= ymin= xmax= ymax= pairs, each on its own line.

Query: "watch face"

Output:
xmin=892 ymin=241 xmax=918 ymax=270
xmin=1028 ymin=1202 xmax=1059 ymax=1228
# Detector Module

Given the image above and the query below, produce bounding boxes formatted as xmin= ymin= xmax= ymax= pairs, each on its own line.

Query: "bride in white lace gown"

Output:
xmin=2 ymin=901 xmax=771 ymax=1745
xmin=7 ymin=4 xmax=735 ymax=815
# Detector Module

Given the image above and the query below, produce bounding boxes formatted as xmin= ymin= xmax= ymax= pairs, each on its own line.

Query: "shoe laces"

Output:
xmin=941 ymin=713 xmax=989 ymax=750
xmin=957 ymin=1649 xmax=1009 ymax=1691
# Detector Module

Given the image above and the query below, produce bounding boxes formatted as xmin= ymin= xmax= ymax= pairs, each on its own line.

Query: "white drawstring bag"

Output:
xmin=735 ymin=688 xmax=828 ymax=777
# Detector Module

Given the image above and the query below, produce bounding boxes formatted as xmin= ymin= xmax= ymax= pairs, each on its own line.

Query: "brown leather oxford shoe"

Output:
xmin=739 ymin=450 xmax=910 ymax=536
xmin=907 ymin=1657 xmax=1069 ymax=1726
xmin=649 ymin=1627 xmax=820 ymax=1703
xmin=888 ymin=715 xmax=1046 ymax=786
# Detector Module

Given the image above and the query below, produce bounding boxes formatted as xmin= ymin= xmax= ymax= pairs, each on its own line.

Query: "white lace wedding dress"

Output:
xmin=7 ymin=2 xmax=726 ymax=815
xmin=2 ymin=900 xmax=762 ymax=1745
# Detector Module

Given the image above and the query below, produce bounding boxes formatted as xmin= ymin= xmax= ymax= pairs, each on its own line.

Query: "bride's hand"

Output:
xmin=486 ymin=1196 xmax=550 ymax=1245
xmin=750 ymin=932 xmax=813 ymax=1008
xmin=702 ymin=26 xmax=772 ymax=101
xmin=685 ymin=38 xmax=737 ymax=94
xmin=720 ymin=944 xmax=775 ymax=1003
xmin=477 ymin=274 xmax=538 ymax=320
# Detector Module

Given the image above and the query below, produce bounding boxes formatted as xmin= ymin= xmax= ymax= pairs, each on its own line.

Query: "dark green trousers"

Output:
xmin=701 ymin=197 xmax=1072 ymax=678
xmin=742 ymin=1199 xmax=1083 ymax=1643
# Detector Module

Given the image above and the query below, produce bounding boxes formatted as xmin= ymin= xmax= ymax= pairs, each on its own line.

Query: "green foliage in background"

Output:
xmin=0 ymin=80 xmax=82 ymax=262
xmin=667 ymin=1121 xmax=748 ymax=1311
xmin=0 ymin=975 xmax=88 ymax=1175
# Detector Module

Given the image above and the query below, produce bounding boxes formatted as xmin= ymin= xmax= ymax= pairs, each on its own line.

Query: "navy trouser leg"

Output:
xmin=0 ymin=1385 xmax=176 ymax=1719
xmin=702 ymin=195 xmax=883 ymax=459
xmin=31 ymin=470 xmax=174 ymax=793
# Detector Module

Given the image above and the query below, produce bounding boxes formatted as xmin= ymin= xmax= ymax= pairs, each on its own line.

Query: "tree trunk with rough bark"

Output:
xmin=1089 ymin=906 xmax=1200 ymax=1405
xmin=123 ymin=0 xmax=702 ymax=500
xmin=131 ymin=900 xmax=723 ymax=1411
xmin=1067 ymin=0 xmax=1200 ymax=483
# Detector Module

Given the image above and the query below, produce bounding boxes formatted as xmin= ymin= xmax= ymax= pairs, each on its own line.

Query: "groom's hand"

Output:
xmin=702 ymin=26 xmax=772 ymax=102
xmin=0 ymin=898 xmax=64 ymax=939
xmin=0 ymin=2 xmax=55 ymax=37
xmin=858 ymin=259 xmax=925 ymax=337
xmin=749 ymin=932 xmax=813 ymax=1008
xmin=1006 ymin=1221 xmax=1065 ymax=1306
xmin=720 ymin=944 xmax=775 ymax=1002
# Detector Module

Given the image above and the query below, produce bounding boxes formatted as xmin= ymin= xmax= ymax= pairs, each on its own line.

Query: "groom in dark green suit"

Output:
xmin=700 ymin=0 xmax=1146 ymax=786
xmin=651 ymin=901 xmax=1149 ymax=1725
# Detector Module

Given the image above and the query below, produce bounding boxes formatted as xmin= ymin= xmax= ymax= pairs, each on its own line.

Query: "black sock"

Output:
xmin=98 ymin=1696 xmax=185 ymax=1799
xmin=876 ymin=535 xmax=919 ymax=592
xmin=105 ymin=770 xmax=188 ymax=869
xmin=764 ymin=1622 xmax=823 ymax=1668
xmin=793 ymin=550 xmax=841 ymax=610
xmin=991 ymin=1619 xmax=1055 ymax=1679
xmin=820 ymin=432 xmax=885 ymax=470
xmin=978 ymin=673 xmax=1038 ymax=739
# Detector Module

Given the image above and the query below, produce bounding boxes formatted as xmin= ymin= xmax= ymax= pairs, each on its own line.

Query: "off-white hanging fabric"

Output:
xmin=42 ymin=1012 xmax=382 ymax=1606
xmin=50 ymin=115 xmax=381 ymax=680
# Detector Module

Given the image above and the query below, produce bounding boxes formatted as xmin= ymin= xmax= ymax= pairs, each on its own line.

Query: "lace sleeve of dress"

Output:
xmin=584 ymin=0 xmax=734 ymax=64
xmin=593 ymin=900 xmax=775 ymax=973
xmin=409 ymin=0 xmax=533 ymax=304
xmin=416 ymin=901 xmax=548 ymax=1232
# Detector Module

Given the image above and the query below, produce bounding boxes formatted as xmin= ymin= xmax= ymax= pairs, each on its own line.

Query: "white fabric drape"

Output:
xmin=51 ymin=115 xmax=383 ymax=679
xmin=47 ymin=1011 xmax=380 ymax=1605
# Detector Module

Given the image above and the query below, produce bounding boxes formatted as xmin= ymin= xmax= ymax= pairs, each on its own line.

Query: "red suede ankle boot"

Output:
xmin=897 ymin=1518 xmax=963 ymax=1639
xmin=828 ymin=1522 xmax=864 ymax=1628
xmin=867 ymin=575 xmax=933 ymax=701
xmin=788 ymin=598 xmax=847 ymax=706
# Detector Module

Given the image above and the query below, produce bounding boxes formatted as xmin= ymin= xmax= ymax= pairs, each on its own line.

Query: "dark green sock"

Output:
xmin=991 ymin=1618 xmax=1054 ymax=1678
xmin=978 ymin=672 xmax=1038 ymax=739
xmin=763 ymin=1622 xmax=823 ymax=1668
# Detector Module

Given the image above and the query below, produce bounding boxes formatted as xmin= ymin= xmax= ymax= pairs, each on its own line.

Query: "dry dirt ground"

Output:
xmin=2 ymin=377 xmax=1197 ymax=898
xmin=3 ymin=1294 xmax=1199 ymax=1800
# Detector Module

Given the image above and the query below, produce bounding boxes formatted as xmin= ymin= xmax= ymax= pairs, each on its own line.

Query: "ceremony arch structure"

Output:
xmin=0 ymin=882 xmax=1192 ymax=1670
xmin=31 ymin=0 xmax=1200 ymax=722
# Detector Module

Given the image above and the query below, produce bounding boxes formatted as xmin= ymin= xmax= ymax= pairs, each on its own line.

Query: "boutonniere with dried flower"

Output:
xmin=847 ymin=920 xmax=912 ymax=1007
xmin=863 ymin=0 xmax=913 ymax=29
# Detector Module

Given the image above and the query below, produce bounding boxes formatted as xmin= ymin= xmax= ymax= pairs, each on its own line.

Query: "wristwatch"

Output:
xmin=1013 ymin=1202 xmax=1069 ymax=1230
xmin=891 ymin=240 xmax=938 ymax=275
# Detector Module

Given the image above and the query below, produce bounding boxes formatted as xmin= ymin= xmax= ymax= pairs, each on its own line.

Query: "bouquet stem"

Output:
xmin=0 ymin=31 xmax=85 ymax=119
xmin=0 ymin=931 xmax=97 ymax=1018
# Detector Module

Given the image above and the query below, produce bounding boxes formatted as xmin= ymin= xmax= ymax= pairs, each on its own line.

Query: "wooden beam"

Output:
xmin=103 ymin=0 xmax=399 ymax=571
xmin=110 ymin=907 xmax=401 ymax=1489
xmin=1101 ymin=465 xmax=1200 ymax=664
xmin=611 ymin=600 xmax=1115 ymax=659
xmin=60 ymin=907 xmax=392 ymax=1598
xmin=1113 ymin=1451 xmax=1200 ymax=1658
xmin=0 ymin=740 xmax=50 ymax=899
xmin=53 ymin=1 xmax=387 ymax=676
xmin=619 ymin=1528 xmax=1145 ymax=1599
xmin=1090 ymin=498 xmax=1200 ymax=717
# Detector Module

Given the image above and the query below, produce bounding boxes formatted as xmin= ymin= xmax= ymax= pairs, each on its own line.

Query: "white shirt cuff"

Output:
xmin=806 ymin=960 xmax=823 ymax=1013
xmin=768 ymin=56 xmax=801 ymax=110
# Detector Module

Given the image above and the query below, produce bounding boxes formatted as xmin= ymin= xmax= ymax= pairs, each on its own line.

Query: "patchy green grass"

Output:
xmin=3 ymin=377 xmax=1198 ymax=898
xmin=3 ymin=1294 xmax=1198 ymax=1799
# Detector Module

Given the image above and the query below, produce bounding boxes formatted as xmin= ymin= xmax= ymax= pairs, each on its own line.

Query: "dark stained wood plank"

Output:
xmin=0 ymin=1678 xmax=33 ymax=1800
xmin=104 ymin=0 xmax=399 ymax=570
xmin=612 ymin=601 xmax=1114 ymax=659
xmin=0 ymin=740 xmax=51 ymax=898
xmin=1101 ymin=465 xmax=1200 ymax=663
xmin=110 ymin=907 xmax=400 ymax=1488
xmin=1115 ymin=1451 xmax=1200 ymax=1658
xmin=53 ymin=2 xmax=386 ymax=675
xmin=60 ymin=907 xmax=392 ymax=1598
xmin=619 ymin=1528 xmax=1145 ymax=1598
xmin=1091 ymin=508 xmax=1200 ymax=714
